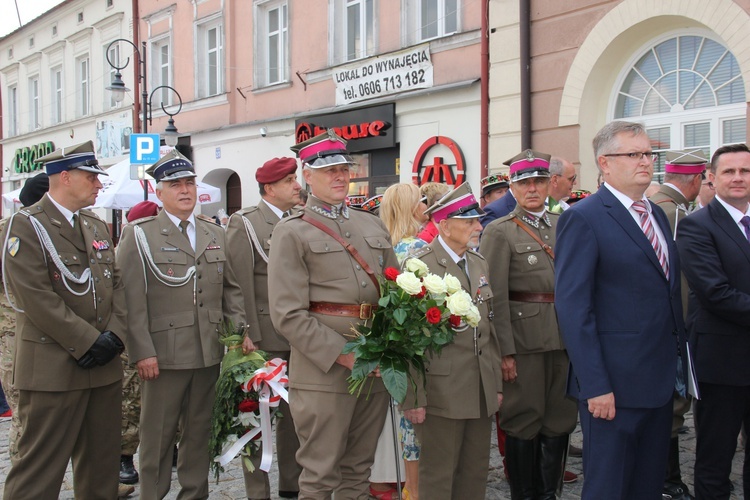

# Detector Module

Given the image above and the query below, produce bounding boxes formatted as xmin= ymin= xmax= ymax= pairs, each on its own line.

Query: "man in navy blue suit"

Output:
xmin=677 ymin=143 xmax=750 ymax=499
xmin=481 ymin=189 xmax=516 ymax=228
xmin=555 ymin=120 xmax=688 ymax=499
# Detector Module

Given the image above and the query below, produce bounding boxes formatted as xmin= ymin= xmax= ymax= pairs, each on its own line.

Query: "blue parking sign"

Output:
xmin=130 ymin=134 xmax=161 ymax=164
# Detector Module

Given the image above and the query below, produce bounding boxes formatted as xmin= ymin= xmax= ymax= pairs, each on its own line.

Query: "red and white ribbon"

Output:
xmin=215 ymin=358 xmax=289 ymax=471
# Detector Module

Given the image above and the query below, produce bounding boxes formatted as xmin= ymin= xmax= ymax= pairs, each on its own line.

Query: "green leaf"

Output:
xmin=393 ymin=308 xmax=408 ymax=325
xmin=351 ymin=358 xmax=380 ymax=380
xmin=380 ymin=357 xmax=408 ymax=404
xmin=378 ymin=295 xmax=391 ymax=307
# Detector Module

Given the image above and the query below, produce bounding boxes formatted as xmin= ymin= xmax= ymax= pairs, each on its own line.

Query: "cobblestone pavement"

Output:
xmin=0 ymin=410 xmax=745 ymax=499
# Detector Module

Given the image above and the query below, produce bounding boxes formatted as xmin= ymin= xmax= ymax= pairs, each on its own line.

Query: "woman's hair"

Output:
xmin=420 ymin=182 xmax=451 ymax=208
xmin=380 ymin=183 xmax=422 ymax=243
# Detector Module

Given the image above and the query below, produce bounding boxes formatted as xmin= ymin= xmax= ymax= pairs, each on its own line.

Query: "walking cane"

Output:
xmin=389 ymin=397 xmax=403 ymax=500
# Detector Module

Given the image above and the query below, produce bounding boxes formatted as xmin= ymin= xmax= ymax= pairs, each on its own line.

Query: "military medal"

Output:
xmin=167 ymin=268 xmax=174 ymax=276
xmin=478 ymin=274 xmax=489 ymax=287
xmin=52 ymin=271 xmax=61 ymax=282
xmin=528 ymin=255 xmax=538 ymax=265
xmin=207 ymin=245 xmax=221 ymax=250
xmin=104 ymin=269 xmax=112 ymax=279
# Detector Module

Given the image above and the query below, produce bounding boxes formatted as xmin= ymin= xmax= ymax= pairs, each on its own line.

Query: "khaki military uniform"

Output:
xmin=268 ymin=196 xmax=400 ymax=500
xmin=2 ymin=194 xmax=126 ymax=500
xmin=226 ymin=200 xmax=301 ymax=498
xmin=650 ymin=184 xmax=692 ymax=436
xmin=117 ymin=210 xmax=244 ymax=500
xmin=401 ymin=239 xmax=502 ymax=500
xmin=0 ymin=218 xmax=21 ymax=460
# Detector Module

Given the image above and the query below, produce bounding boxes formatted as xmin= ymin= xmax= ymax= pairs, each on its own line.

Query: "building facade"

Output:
xmin=488 ymin=0 xmax=750 ymax=189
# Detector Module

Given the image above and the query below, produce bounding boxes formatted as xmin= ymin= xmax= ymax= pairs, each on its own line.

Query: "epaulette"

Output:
xmin=495 ymin=212 xmax=516 ymax=224
xmin=279 ymin=209 xmax=305 ymax=222
xmin=238 ymin=206 xmax=260 ymax=216
xmin=80 ymin=208 xmax=106 ymax=223
xmin=467 ymin=247 xmax=485 ymax=260
xmin=409 ymin=245 xmax=433 ymax=259
xmin=130 ymin=215 xmax=158 ymax=225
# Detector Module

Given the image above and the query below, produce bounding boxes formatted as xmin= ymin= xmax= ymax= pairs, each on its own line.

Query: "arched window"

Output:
xmin=613 ymin=34 xmax=746 ymax=181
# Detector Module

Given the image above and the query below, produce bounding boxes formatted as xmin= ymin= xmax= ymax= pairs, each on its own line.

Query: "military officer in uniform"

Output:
xmin=649 ymin=149 xmax=707 ymax=500
xmin=479 ymin=150 xmax=578 ymax=499
xmin=226 ymin=157 xmax=303 ymax=499
xmin=268 ymin=130 xmax=400 ymax=499
xmin=117 ymin=150 xmax=245 ymax=500
xmin=402 ymin=183 xmax=503 ymax=500
xmin=2 ymin=141 xmax=126 ymax=499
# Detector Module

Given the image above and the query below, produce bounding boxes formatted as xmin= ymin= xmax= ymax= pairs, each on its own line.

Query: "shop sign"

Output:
xmin=411 ymin=136 xmax=465 ymax=186
xmin=11 ymin=141 xmax=55 ymax=174
xmin=333 ymin=44 xmax=433 ymax=106
xmin=295 ymin=103 xmax=395 ymax=152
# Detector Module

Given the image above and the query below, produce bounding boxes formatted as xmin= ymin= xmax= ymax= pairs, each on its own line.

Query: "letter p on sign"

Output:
xmin=130 ymin=134 xmax=161 ymax=164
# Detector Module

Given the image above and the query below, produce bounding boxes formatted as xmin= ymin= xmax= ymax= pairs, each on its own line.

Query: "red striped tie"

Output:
xmin=632 ymin=200 xmax=669 ymax=279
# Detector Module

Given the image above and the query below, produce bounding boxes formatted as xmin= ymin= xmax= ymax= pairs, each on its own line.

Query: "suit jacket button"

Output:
xmin=198 ymin=288 xmax=202 ymax=293
xmin=199 ymin=302 xmax=204 ymax=307
xmin=170 ymin=322 xmax=174 ymax=327
xmin=356 ymin=265 xmax=361 ymax=270
xmin=196 ymin=259 xmax=201 ymax=265
xmin=362 ymin=281 xmax=367 ymax=287
xmin=478 ymin=349 xmax=482 ymax=355
xmin=40 ymin=336 xmax=46 ymax=342
xmin=198 ymin=274 xmax=202 ymax=279
xmin=98 ymin=317 xmax=103 ymax=322
xmin=259 ymin=307 xmax=264 ymax=312
xmin=69 ymin=347 xmax=75 ymax=352
xmin=518 ymin=312 xmax=522 ymax=316
xmin=168 ymin=258 xmax=173 ymax=262
xmin=90 ymin=258 xmax=95 ymax=264
xmin=345 ymin=232 xmax=351 ymax=237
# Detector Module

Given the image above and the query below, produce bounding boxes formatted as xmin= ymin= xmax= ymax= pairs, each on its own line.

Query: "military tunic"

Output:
xmin=480 ymin=207 xmax=576 ymax=439
xmin=225 ymin=200 xmax=301 ymax=498
xmin=117 ymin=209 xmax=244 ymax=500
xmin=268 ymin=195 xmax=399 ymax=499
xmin=649 ymin=184 xmax=692 ymax=436
xmin=0 ymin=217 xmax=21 ymax=460
xmin=2 ymin=194 xmax=127 ymax=500
xmin=401 ymin=239 xmax=502 ymax=500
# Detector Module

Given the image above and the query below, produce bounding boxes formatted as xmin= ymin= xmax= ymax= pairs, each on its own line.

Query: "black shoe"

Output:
xmin=119 ymin=455 xmax=139 ymax=485
xmin=278 ymin=492 xmax=299 ymax=499
xmin=172 ymin=445 xmax=178 ymax=468
xmin=568 ymin=443 xmax=583 ymax=458
xmin=663 ymin=481 xmax=694 ymax=500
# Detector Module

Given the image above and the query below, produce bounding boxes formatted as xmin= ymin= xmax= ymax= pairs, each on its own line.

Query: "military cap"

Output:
xmin=425 ymin=183 xmax=485 ymax=224
xmin=146 ymin=149 xmax=196 ymax=183
xmin=480 ymin=173 xmax=510 ymax=196
xmin=504 ymin=149 xmax=551 ymax=182
xmin=126 ymin=200 xmax=159 ymax=222
xmin=38 ymin=140 xmax=108 ymax=176
xmin=19 ymin=172 xmax=49 ymax=207
xmin=665 ymin=149 xmax=707 ymax=175
xmin=256 ymin=157 xmax=298 ymax=184
xmin=290 ymin=129 xmax=354 ymax=168
xmin=567 ymin=189 xmax=592 ymax=205
xmin=360 ymin=194 xmax=383 ymax=213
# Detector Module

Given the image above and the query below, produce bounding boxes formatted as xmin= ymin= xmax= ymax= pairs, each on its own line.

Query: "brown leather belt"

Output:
xmin=509 ymin=291 xmax=555 ymax=303
xmin=309 ymin=302 xmax=377 ymax=320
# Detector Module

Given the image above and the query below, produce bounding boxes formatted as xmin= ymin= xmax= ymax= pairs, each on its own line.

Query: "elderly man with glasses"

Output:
xmin=547 ymin=157 xmax=578 ymax=214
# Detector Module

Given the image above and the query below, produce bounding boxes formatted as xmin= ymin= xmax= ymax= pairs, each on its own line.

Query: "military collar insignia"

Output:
xmin=309 ymin=198 xmax=349 ymax=220
xmin=520 ymin=212 xmax=551 ymax=229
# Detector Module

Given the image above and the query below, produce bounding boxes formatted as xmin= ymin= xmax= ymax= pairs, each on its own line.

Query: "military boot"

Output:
xmin=505 ymin=435 xmax=538 ymax=500
xmin=538 ymin=434 xmax=569 ymax=499
xmin=119 ymin=454 xmax=139 ymax=484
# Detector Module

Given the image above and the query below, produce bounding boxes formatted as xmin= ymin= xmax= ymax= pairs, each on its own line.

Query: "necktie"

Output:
xmin=282 ymin=210 xmax=291 ymax=218
xmin=71 ymin=213 xmax=78 ymax=229
xmin=632 ymin=200 xmax=669 ymax=278
xmin=179 ymin=220 xmax=191 ymax=247
xmin=740 ymin=216 xmax=750 ymax=241
xmin=457 ymin=258 xmax=469 ymax=280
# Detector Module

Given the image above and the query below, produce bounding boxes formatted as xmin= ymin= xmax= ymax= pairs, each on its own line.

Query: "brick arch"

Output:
xmin=559 ymin=0 xmax=750 ymax=126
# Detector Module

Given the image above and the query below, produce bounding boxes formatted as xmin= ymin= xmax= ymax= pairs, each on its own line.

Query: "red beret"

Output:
xmin=127 ymin=201 xmax=159 ymax=222
xmin=256 ymin=157 xmax=298 ymax=184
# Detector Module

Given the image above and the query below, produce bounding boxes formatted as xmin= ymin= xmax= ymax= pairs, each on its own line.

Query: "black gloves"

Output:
xmin=77 ymin=331 xmax=125 ymax=369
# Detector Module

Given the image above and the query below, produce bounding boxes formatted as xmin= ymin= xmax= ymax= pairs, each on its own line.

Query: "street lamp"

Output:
xmin=105 ymin=38 xmax=183 ymax=200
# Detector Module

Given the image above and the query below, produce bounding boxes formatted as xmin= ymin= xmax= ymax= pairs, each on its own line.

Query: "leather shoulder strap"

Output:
xmin=301 ymin=214 xmax=380 ymax=291
xmin=512 ymin=217 xmax=555 ymax=260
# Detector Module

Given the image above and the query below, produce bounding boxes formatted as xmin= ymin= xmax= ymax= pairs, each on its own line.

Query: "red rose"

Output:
xmin=426 ymin=307 xmax=442 ymax=325
xmin=238 ymin=399 xmax=259 ymax=413
xmin=449 ymin=315 xmax=461 ymax=328
xmin=414 ymin=286 xmax=427 ymax=299
xmin=384 ymin=267 xmax=400 ymax=281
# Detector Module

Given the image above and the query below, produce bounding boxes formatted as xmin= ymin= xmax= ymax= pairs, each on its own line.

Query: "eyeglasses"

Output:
xmin=701 ymin=181 xmax=714 ymax=190
xmin=603 ymin=152 xmax=658 ymax=162
xmin=567 ymin=174 xmax=578 ymax=183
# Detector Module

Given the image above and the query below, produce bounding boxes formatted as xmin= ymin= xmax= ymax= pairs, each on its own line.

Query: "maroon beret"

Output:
xmin=256 ymin=157 xmax=298 ymax=184
xmin=127 ymin=201 xmax=159 ymax=222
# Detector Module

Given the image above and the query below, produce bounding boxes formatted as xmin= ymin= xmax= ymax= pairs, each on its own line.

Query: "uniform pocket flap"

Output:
xmin=153 ymin=252 xmax=187 ymax=265
xmin=514 ymin=242 xmax=542 ymax=254
xmin=204 ymin=250 xmax=226 ymax=263
xmin=364 ymin=236 xmax=390 ymax=250
xmin=151 ymin=313 xmax=194 ymax=332
xmin=426 ymin=359 xmax=451 ymax=376
xmin=308 ymin=240 xmax=344 ymax=254
xmin=509 ymin=302 xmax=541 ymax=321
xmin=57 ymin=252 xmax=84 ymax=267
xmin=208 ymin=309 xmax=223 ymax=324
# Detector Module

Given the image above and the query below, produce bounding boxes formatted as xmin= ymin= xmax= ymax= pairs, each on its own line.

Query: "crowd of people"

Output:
xmin=0 ymin=119 xmax=748 ymax=500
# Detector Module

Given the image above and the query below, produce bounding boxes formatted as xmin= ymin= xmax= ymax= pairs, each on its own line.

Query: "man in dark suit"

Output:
xmin=555 ymin=120 xmax=688 ymax=499
xmin=676 ymin=143 xmax=750 ymax=499
xmin=480 ymin=187 xmax=516 ymax=228
xmin=226 ymin=157 xmax=302 ymax=499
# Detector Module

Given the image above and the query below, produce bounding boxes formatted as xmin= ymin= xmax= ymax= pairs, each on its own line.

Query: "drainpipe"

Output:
xmin=132 ymin=0 xmax=141 ymax=133
xmin=0 ymin=89 xmax=4 ymax=216
xmin=520 ymin=0 xmax=531 ymax=149
xmin=480 ymin=0 xmax=489 ymax=179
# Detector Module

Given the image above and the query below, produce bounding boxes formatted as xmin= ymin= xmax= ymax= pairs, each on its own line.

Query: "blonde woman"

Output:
xmin=368 ymin=183 xmax=427 ymax=500
xmin=417 ymin=182 xmax=451 ymax=243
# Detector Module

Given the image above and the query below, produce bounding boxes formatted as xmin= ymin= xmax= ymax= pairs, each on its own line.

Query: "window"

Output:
xmin=106 ymin=0 xmax=114 ymax=7
xmin=105 ymin=43 xmax=120 ymax=108
xmin=614 ymin=34 xmax=746 ymax=181
xmin=7 ymin=85 xmax=17 ymax=136
xmin=78 ymin=12 xmax=84 ymax=23
xmin=151 ymin=37 xmax=172 ymax=105
xmin=52 ymin=24 xmax=57 ymax=36
xmin=28 ymin=36 xmax=34 ymax=49
xmin=197 ymin=19 xmax=223 ymax=97
xmin=255 ymin=1 xmax=289 ymax=87
xmin=28 ymin=76 xmax=40 ymax=130
xmin=346 ymin=0 xmax=374 ymax=61
xmin=7 ymin=47 xmax=12 ymax=59
xmin=51 ymin=67 xmax=63 ymax=124
xmin=77 ymin=56 xmax=90 ymax=117
xmin=419 ymin=0 xmax=458 ymax=41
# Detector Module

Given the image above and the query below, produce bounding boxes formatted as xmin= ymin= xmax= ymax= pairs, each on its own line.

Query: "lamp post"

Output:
xmin=105 ymin=39 xmax=183 ymax=200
